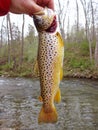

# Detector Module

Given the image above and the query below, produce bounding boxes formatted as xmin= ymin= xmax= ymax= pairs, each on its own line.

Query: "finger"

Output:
xmin=36 ymin=0 xmax=54 ymax=10
xmin=47 ymin=0 xmax=54 ymax=10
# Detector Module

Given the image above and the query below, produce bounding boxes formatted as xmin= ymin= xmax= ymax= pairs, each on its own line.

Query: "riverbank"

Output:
xmin=0 ymin=62 xmax=98 ymax=80
xmin=0 ymin=42 xmax=98 ymax=79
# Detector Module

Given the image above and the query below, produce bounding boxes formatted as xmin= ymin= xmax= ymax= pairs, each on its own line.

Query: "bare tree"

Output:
xmin=94 ymin=1 xmax=98 ymax=66
xmin=7 ymin=13 xmax=17 ymax=65
xmin=95 ymin=26 xmax=98 ymax=66
xmin=91 ymin=0 xmax=95 ymax=42
xmin=67 ymin=16 xmax=70 ymax=42
xmin=76 ymin=0 xmax=79 ymax=33
xmin=7 ymin=13 xmax=20 ymax=69
xmin=80 ymin=0 xmax=90 ymax=39
xmin=7 ymin=14 xmax=13 ymax=44
xmin=20 ymin=14 xmax=25 ymax=64
xmin=57 ymin=0 xmax=69 ymax=41
xmin=6 ymin=14 xmax=11 ymax=64
xmin=80 ymin=0 xmax=93 ymax=62
xmin=26 ymin=24 xmax=35 ymax=44
xmin=0 ymin=17 xmax=5 ymax=48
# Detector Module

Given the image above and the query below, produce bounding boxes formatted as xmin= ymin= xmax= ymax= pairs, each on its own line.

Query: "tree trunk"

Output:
xmin=7 ymin=13 xmax=16 ymax=64
xmin=57 ymin=0 xmax=69 ymax=41
xmin=20 ymin=14 xmax=25 ymax=64
xmin=0 ymin=17 xmax=5 ymax=48
xmin=80 ymin=0 xmax=88 ymax=39
xmin=95 ymin=27 xmax=98 ymax=66
xmin=0 ymin=26 xmax=3 ymax=49
xmin=6 ymin=14 xmax=11 ymax=64
xmin=87 ymin=27 xmax=93 ymax=63
xmin=76 ymin=0 xmax=79 ymax=33
xmin=80 ymin=0 xmax=93 ymax=62
xmin=67 ymin=16 xmax=70 ymax=42
xmin=91 ymin=0 xmax=95 ymax=42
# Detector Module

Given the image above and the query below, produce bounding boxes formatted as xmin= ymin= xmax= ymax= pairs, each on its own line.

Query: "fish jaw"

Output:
xmin=33 ymin=7 xmax=55 ymax=31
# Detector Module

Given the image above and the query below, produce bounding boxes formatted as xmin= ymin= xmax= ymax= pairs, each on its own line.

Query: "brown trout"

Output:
xmin=33 ymin=8 xmax=64 ymax=124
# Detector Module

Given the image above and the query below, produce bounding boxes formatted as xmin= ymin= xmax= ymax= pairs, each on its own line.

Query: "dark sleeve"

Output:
xmin=0 ymin=0 xmax=11 ymax=16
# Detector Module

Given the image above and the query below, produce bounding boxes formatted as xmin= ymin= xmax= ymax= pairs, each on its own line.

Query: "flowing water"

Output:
xmin=0 ymin=77 xmax=98 ymax=130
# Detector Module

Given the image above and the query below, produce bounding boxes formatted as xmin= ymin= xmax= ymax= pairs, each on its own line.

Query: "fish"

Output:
xmin=33 ymin=7 xmax=64 ymax=124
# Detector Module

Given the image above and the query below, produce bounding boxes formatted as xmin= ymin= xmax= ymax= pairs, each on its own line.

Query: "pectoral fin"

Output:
xmin=38 ymin=96 xmax=43 ymax=102
xmin=33 ymin=60 xmax=39 ymax=76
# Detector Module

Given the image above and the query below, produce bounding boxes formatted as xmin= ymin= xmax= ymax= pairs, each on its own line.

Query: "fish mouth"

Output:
xmin=33 ymin=15 xmax=45 ymax=31
xmin=33 ymin=7 xmax=56 ymax=31
xmin=46 ymin=15 xmax=57 ymax=33
xmin=33 ymin=15 xmax=42 ymax=26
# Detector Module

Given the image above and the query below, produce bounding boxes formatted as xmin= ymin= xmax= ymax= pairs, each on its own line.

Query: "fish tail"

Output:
xmin=38 ymin=105 xmax=58 ymax=124
xmin=54 ymin=87 xmax=61 ymax=103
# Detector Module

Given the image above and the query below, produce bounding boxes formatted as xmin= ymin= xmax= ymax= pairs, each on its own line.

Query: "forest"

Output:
xmin=0 ymin=0 xmax=98 ymax=79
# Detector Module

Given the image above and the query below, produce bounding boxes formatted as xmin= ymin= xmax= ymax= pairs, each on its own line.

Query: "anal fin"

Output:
xmin=54 ymin=88 xmax=61 ymax=103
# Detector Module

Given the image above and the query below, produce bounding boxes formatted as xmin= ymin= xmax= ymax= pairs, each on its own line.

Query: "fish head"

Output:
xmin=33 ymin=7 xmax=56 ymax=32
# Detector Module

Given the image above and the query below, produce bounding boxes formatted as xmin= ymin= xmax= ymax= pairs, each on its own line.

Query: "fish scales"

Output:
xmin=33 ymin=7 xmax=64 ymax=124
xmin=38 ymin=32 xmax=58 ymax=106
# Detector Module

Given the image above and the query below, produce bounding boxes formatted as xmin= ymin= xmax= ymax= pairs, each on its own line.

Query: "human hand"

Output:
xmin=36 ymin=0 xmax=54 ymax=10
xmin=9 ymin=0 xmax=54 ymax=15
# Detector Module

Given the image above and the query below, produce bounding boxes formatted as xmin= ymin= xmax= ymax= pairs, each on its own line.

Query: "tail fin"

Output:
xmin=38 ymin=105 xmax=58 ymax=124
xmin=54 ymin=87 xmax=61 ymax=103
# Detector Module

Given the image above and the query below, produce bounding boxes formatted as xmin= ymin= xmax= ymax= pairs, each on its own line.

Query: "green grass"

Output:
xmin=0 ymin=39 xmax=98 ymax=79
xmin=63 ymin=41 xmax=97 ymax=78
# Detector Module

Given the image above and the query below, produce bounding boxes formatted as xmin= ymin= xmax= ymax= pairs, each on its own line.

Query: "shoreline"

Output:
xmin=0 ymin=71 xmax=98 ymax=80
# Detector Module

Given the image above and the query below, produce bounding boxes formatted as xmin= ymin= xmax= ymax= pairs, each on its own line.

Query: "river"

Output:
xmin=0 ymin=77 xmax=98 ymax=130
